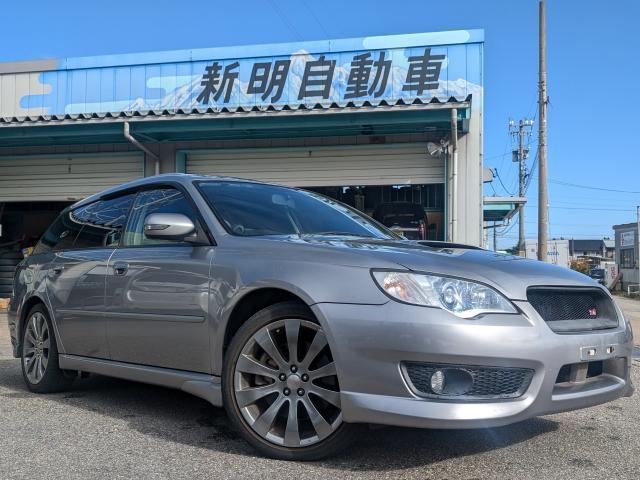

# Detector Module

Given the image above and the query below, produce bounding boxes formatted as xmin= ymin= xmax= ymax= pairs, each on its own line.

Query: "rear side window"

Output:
xmin=72 ymin=194 xmax=135 ymax=249
xmin=33 ymin=194 xmax=135 ymax=254
xmin=34 ymin=211 xmax=83 ymax=253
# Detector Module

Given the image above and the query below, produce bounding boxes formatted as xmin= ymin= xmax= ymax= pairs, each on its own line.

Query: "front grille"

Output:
xmin=403 ymin=362 xmax=534 ymax=400
xmin=527 ymin=287 xmax=618 ymax=333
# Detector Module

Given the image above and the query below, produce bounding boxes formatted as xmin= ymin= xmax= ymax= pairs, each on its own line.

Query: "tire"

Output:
xmin=222 ymin=301 xmax=360 ymax=460
xmin=20 ymin=304 xmax=73 ymax=393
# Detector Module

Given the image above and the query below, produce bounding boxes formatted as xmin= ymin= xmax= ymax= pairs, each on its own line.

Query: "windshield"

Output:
xmin=197 ymin=181 xmax=395 ymax=239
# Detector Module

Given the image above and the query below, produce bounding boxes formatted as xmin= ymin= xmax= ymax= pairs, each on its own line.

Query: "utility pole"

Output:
xmin=510 ymin=119 xmax=534 ymax=256
xmin=493 ymin=221 xmax=497 ymax=251
xmin=637 ymin=205 xmax=639 ymax=290
xmin=537 ymin=0 xmax=549 ymax=261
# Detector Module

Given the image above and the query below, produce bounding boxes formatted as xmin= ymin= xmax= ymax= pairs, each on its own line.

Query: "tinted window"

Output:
xmin=33 ymin=195 xmax=135 ymax=254
xmin=122 ymin=188 xmax=198 ymax=246
xmin=72 ymin=194 xmax=135 ymax=249
xmin=198 ymin=181 xmax=393 ymax=238
xmin=34 ymin=211 xmax=83 ymax=253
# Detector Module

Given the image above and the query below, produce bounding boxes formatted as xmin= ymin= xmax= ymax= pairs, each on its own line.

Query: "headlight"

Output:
xmin=372 ymin=271 xmax=517 ymax=319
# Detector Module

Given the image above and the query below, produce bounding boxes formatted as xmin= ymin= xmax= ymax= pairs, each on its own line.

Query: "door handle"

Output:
xmin=113 ymin=262 xmax=129 ymax=276
xmin=52 ymin=265 xmax=64 ymax=275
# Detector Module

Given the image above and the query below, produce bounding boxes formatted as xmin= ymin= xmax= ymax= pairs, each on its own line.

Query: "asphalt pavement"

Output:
xmin=0 ymin=310 xmax=638 ymax=480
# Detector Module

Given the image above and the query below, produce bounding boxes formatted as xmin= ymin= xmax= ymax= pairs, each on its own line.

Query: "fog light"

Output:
xmin=429 ymin=368 xmax=474 ymax=396
xmin=430 ymin=370 xmax=445 ymax=394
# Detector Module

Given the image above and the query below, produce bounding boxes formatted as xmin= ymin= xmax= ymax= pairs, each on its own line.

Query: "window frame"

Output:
xmin=117 ymin=182 xmax=214 ymax=249
xmin=69 ymin=193 xmax=137 ymax=251
xmin=32 ymin=181 xmax=214 ymax=255
xmin=193 ymin=179 xmax=396 ymax=239
xmin=34 ymin=194 xmax=137 ymax=254
xmin=620 ymin=248 xmax=635 ymax=269
xmin=33 ymin=207 xmax=83 ymax=254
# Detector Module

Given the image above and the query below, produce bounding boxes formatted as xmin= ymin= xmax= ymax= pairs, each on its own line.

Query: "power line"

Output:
xmin=549 ymin=179 xmax=640 ymax=194
xmin=493 ymin=168 xmax=515 ymax=196
xmin=529 ymin=205 xmax=635 ymax=212
xmin=268 ymin=0 xmax=303 ymax=40
xmin=301 ymin=0 xmax=329 ymax=38
xmin=484 ymin=151 xmax=512 ymax=162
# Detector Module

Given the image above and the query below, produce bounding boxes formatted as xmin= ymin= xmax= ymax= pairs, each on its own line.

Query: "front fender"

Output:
xmin=207 ymin=254 xmax=389 ymax=376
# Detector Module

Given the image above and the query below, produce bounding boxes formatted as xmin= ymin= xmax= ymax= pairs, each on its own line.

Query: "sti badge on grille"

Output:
xmin=588 ymin=307 xmax=597 ymax=317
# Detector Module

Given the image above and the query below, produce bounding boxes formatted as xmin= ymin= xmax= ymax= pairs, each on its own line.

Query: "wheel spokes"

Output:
xmin=25 ymin=355 xmax=37 ymax=374
xmin=236 ymin=354 xmax=279 ymax=379
xmin=283 ymin=398 xmax=301 ymax=447
xmin=235 ymin=318 xmax=342 ymax=449
xmin=309 ymin=361 xmax=337 ymax=380
xmin=251 ymin=396 xmax=285 ymax=437
xmin=235 ymin=383 xmax=279 ymax=407
xmin=300 ymin=330 xmax=328 ymax=370
xmin=310 ymin=385 xmax=341 ymax=408
xmin=25 ymin=329 xmax=37 ymax=347
xmin=254 ymin=329 xmax=287 ymax=369
xmin=301 ymin=397 xmax=333 ymax=439
xmin=37 ymin=356 xmax=45 ymax=379
xmin=22 ymin=313 xmax=50 ymax=384
xmin=284 ymin=319 xmax=300 ymax=364
xmin=23 ymin=346 xmax=36 ymax=357
xmin=30 ymin=316 xmax=40 ymax=340
xmin=40 ymin=354 xmax=48 ymax=370
xmin=37 ymin=314 xmax=46 ymax=340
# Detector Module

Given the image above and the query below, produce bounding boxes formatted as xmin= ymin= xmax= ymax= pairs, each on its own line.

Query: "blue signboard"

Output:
xmin=0 ymin=30 xmax=483 ymax=118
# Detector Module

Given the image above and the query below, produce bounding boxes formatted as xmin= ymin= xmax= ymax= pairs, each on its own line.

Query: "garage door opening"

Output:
xmin=0 ymin=202 xmax=70 ymax=296
xmin=308 ymin=184 xmax=444 ymax=241
xmin=184 ymin=143 xmax=446 ymax=240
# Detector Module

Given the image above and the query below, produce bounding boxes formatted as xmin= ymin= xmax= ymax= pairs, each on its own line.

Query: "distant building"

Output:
xmin=524 ymin=239 xmax=570 ymax=267
xmin=524 ymin=238 xmax=614 ymax=269
xmin=603 ymin=239 xmax=615 ymax=260
xmin=613 ymin=223 xmax=639 ymax=291
xmin=569 ymin=239 xmax=611 ymax=265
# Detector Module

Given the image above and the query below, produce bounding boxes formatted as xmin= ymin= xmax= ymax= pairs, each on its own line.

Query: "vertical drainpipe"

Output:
xmin=450 ymin=108 xmax=459 ymax=243
xmin=124 ymin=121 xmax=160 ymax=176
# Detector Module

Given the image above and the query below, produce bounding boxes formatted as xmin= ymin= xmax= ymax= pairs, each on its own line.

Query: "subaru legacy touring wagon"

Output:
xmin=8 ymin=175 xmax=634 ymax=460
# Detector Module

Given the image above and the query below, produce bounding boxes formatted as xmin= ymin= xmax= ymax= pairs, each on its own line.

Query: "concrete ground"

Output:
xmin=0 ymin=309 xmax=638 ymax=480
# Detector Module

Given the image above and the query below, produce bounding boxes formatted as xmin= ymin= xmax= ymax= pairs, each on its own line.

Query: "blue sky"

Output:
xmin=2 ymin=0 xmax=639 ymax=248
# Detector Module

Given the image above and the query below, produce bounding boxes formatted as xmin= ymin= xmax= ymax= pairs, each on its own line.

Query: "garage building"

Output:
xmin=0 ymin=30 xmax=486 ymax=293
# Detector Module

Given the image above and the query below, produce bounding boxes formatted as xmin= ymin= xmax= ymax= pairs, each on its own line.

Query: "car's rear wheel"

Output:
xmin=21 ymin=305 xmax=73 ymax=393
xmin=223 ymin=301 xmax=359 ymax=460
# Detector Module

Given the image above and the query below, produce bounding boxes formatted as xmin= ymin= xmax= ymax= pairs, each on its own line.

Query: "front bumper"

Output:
xmin=312 ymin=299 xmax=634 ymax=429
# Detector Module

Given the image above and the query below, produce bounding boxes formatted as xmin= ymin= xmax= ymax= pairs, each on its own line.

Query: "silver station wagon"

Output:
xmin=8 ymin=175 xmax=634 ymax=460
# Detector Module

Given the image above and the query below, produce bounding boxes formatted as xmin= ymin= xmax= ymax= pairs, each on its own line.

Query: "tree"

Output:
xmin=505 ymin=244 xmax=519 ymax=255
xmin=569 ymin=259 xmax=589 ymax=275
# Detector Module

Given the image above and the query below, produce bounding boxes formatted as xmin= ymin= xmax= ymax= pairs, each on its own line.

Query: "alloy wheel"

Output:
xmin=233 ymin=319 xmax=342 ymax=448
xmin=22 ymin=312 xmax=50 ymax=384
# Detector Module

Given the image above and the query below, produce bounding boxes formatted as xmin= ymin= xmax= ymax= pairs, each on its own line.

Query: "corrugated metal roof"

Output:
xmin=0 ymin=95 xmax=472 ymax=127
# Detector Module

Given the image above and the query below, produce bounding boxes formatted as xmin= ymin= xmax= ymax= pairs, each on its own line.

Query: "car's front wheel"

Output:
xmin=223 ymin=301 xmax=359 ymax=460
xmin=21 ymin=305 xmax=73 ymax=393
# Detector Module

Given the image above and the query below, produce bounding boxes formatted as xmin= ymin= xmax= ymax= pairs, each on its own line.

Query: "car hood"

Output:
xmin=251 ymin=236 xmax=599 ymax=301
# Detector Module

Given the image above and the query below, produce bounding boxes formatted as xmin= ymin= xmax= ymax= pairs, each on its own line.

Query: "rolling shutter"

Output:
xmin=0 ymin=153 xmax=143 ymax=202
xmin=185 ymin=143 xmax=443 ymax=187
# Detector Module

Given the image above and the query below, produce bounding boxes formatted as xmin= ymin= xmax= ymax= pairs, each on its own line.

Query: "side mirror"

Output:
xmin=144 ymin=213 xmax=195 ymax=240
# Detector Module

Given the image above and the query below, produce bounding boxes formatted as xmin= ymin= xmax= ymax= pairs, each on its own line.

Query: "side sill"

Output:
xmin=58 ymin=354 xmax=223 ymax=407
